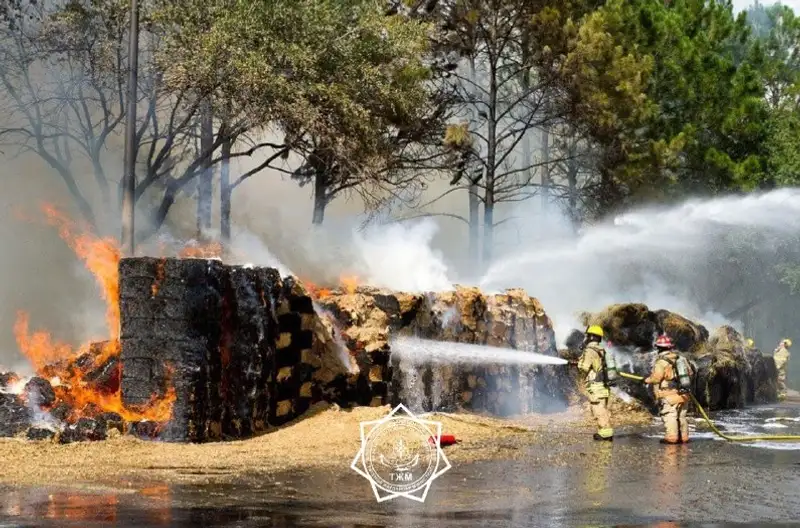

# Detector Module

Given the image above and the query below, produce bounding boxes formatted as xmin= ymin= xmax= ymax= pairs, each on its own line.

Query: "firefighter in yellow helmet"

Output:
xmin=774 ymin=338 xmax=792 ymax=401
xmin=643 ymin=334 xmax=694 ymax=444
xmin=576 ymin=325 xmax=614 ymax=441
xmin=745 ymin=338 xmax=755 ymax=351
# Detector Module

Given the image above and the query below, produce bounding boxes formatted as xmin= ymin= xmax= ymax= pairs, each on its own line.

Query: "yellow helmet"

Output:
xmin=746 ymin=338 xmax=754 ymax=348
xmin=784 ymin=338 xmax=792 ymax=348
xmin=586 ymin=325 xmax=604 ymax=338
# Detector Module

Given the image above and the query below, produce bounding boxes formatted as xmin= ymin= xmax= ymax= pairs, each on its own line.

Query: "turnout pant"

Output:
xmin=587 ymin=383 xmax=613 ymax=438
xmin=777 ymin=366 xmax=788 ymax=399
xmin=659 ymin=400 xmax=688 ymax=443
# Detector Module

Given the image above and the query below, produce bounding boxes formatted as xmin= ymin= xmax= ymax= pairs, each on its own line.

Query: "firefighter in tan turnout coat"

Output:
xmin=575 ymin=325 xmax=614 ymax=441
xmin=774 ymin=338 xmax=792 ymax=401
xmin=644 ymin=335 xmax=694 ymax=444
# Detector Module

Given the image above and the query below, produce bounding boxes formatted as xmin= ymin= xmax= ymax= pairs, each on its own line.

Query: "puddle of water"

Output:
xmin=0 ymin=405 xmax=799 ymax=526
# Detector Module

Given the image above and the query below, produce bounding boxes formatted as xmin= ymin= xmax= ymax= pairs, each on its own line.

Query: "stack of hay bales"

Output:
xmin=576 ymin=303 xmax=778 ymax=412
xmin=119 ymin=258 xmax=354 ymax=441
xmin=580 ymin=304 xmax=708 ymax=351
xmin=318 ymin=286 xmax=570 ymax=416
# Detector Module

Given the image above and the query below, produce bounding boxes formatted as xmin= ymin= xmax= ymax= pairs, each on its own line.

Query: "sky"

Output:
xmin=733 ymin=0 xmax=800 ymax=12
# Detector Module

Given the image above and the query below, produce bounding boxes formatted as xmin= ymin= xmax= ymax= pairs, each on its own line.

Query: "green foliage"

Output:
xmin=592 ymin=0 xmax=770 ymax=201
xmin=157 ymin=0 xmax=434 ymax=169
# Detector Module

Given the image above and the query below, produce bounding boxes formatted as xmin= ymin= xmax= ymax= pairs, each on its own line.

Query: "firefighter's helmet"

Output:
xmin=655 ymin=334 xmax=674 ymax=349
xmin=586 ymin=325 xmax=604 ymax=338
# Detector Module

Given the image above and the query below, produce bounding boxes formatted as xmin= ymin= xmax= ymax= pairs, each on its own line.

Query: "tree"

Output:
xmin=441 ymin=0 xmax=576 ymax=267
xmin=590 ymin=0 xmax=769 ymax=200
xmin=0 ymin=0 xmax=275 ymax=240
xmin=156 ymin=0 xmax=438 ymax=226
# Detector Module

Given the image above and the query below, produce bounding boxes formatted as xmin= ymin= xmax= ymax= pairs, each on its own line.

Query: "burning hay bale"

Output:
xmin=118 ymin=257 xmax=355 ymax=441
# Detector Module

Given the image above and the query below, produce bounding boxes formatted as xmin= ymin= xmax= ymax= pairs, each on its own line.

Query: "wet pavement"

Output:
xmin=1 ymin=404 xmax=800 ymax=527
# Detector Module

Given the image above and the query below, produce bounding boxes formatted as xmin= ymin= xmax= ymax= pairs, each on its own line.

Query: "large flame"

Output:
xmin=13 ymin=204 xmax=175 ymax=423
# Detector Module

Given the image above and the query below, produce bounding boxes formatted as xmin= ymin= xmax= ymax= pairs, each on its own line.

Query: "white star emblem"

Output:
xmin=351 ymin=403 xmax=452 ymax=502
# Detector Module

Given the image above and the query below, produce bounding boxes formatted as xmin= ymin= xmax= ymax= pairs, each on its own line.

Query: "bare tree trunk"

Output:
xmin=540 ymin=126 xmax=550 ymax=211
xmin=567 ymin=158 xmax=580 ymax=234
xmin=312 ymin=170 xmax=327 ymax=225
xmin=468 ymin=178 xmax=480 ymax=269
xmin=197 ymin=100 xmax=214 ymax=237
xmin=220 ymin=135 xmax=233 ymax=243
xmin=482 ymin=58 xmax=498 ymax=269
xmin=467 ymin=58 xmax=481 ymax=272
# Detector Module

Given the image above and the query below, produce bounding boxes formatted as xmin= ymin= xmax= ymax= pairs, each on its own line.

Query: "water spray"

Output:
xmin=390 ymin=336 xmax=569 ymax=366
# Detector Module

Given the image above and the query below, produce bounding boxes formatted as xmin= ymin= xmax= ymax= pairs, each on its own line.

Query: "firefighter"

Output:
xmin=643 ymin=335 xmax=694 ymax=444
xmin=774 ymin=338 xmax=792 ymax=401
xmin=576 ymin=325 xmax=614 ymax=441
xmin=745 ymin=338 xmax=755 ymax=351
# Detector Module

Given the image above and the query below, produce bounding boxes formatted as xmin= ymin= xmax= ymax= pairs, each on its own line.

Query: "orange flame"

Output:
xmin=339 ymin=275 xmax=359 ymax=294
xmin=300 ymin=274 xmax=361 ymax=300
xmin=178 ymin=240 xmax=223 ymax=259
xmin=13 ymin=204 xmax=175 ymax=424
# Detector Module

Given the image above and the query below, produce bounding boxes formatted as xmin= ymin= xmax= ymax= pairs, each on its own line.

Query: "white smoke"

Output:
xmin=227 ymin=187 xmax=800 ymax=348
xmin=350 ymin=220 xmax=452 ymax=292
xmin=477 ymin=189 xmax=800 ymax=344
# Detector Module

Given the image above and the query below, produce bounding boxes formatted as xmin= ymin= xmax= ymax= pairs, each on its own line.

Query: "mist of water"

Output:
xmin=478 ymin=189 xmax=800 ymax=342
xmin=390 ymin=336 xmax=568 ymax=366
xmin=228 ymin=182 xmax=800 ymax=352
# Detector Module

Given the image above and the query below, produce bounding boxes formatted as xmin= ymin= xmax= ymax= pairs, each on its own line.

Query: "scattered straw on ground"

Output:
xmin=0 ymin=400 xmax=654 ymax=488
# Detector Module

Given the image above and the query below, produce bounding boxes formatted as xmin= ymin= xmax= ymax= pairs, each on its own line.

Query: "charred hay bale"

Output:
xmin=96 ymin=412 xmax=126 ymax=434
xmin=0 ymin=393 xmax=32 ymax=437
xmin=388 ymin=356 xmax=466 ymax=413
xmin=745 ymin=350 xmax=778 ymax=404
xmin=129 ymin=420 xmax=160 ymax=439
xmin=582 ymin=304 xmax=707 ymax=352
xmin=120 ymin=257 xmax=227 ymax=442
xmin=581 ymin=304 xmax=658 ymax=348
xmin=654 ymin=310 xmax=708 ymax=352
xmin=26 ymin=427 xmax=56 ymax=441
xmin=270 ymin=276 xmax=358 ymax=424
xmin=389 ymin=356 xmax=570 ymax=416
xmin=304 ymin=310 xmax=358 ymax=406
xmin=691 ymin=327 xmax=749 ymax=411
xmin=58 ymin=417 xmax=107 ymax=443
xmin=49 ymin=402 xmax=71 ymax=422
xmin=219 ymin=266 xmax=276 ymax=438
xmin=563 ymin=331 xmax=585 ymax=355
xmin=23 ymin=377 xmax=55 ymax=408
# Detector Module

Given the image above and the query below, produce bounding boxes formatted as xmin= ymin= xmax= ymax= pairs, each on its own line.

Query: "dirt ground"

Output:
xmin=0 ymin=401 xmax=653 ymax=488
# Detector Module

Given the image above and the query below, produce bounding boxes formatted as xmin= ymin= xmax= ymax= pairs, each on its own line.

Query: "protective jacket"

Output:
xmin=645 ymin=351 xmax=693 ymax=405
xmin=577 ymin=341 xmax=610 ymax=401
xmin=774 ymin=345 xmax=791 ymax=371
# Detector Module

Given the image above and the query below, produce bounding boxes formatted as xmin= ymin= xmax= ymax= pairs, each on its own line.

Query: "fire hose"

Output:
xmin=616 ymin=371 xmax=800 ymax=442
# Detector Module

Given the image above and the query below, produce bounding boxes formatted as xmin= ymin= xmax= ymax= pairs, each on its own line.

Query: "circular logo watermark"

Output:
xmin=364 ymin=417 xmax=437 ymax=493
xmin=352 ymin=404 xmax=452 ymax=502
